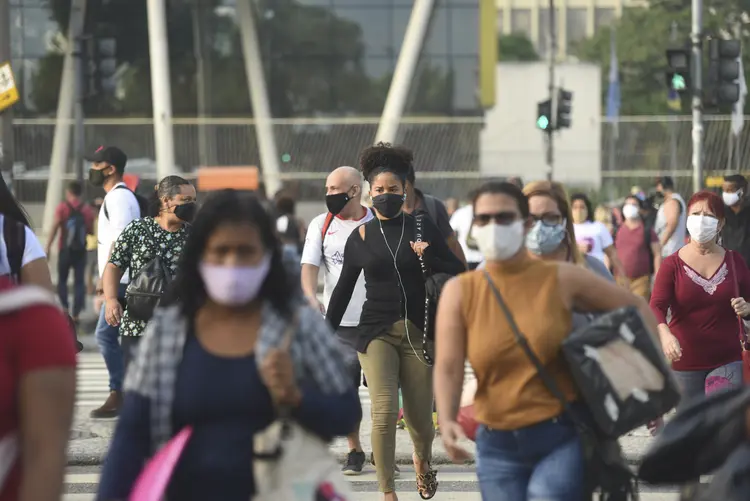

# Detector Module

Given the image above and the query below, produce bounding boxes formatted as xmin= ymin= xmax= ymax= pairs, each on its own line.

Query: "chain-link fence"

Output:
xmin=11 ymin=117 xmax=484 ymax=204
xmin=601 ymin=115 xmax=749 ymax=198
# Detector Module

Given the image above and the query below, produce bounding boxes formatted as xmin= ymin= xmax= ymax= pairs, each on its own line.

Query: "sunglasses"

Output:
xmin=473 ymin=212 xmax=521 ymax=226
xmin=530 ymin=213 xmax=564 ymax=226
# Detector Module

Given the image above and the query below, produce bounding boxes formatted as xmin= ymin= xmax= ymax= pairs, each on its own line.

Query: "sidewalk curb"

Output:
xmin=66 ymin=450 xmax=643 ymax=468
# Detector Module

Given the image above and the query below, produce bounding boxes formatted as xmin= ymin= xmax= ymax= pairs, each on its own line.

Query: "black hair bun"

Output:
xmin=359 ymin=142 xmax=413 ymax=182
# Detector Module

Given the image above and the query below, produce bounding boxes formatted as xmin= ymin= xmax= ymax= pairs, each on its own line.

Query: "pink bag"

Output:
xmin=457 ymin=378 xmax=478 ymax=441
xmin=129 ymin=427 xmax=192 ymax=501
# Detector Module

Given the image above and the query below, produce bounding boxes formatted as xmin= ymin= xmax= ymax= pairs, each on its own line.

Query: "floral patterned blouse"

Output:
xmin=109 ymin=217 xmax=188 ymax=337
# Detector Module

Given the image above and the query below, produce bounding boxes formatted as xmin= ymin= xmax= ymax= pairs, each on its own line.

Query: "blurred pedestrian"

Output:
xmin=721 ymin=174 xmax=750 ymax=267
xmin=570 ymin=193 xmax=627 ymax=280
xmin=654 ymin=176 xmax=687 ymax=257
xmin=616 ymin=195 xmax=662 ymax=299
xmin=97 ymin=190 xmax=359 ymax=501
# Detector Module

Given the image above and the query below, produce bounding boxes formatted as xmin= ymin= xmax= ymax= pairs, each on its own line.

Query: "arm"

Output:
xmin=104 ymin=225 xmax=133 ymax=298
xmin=20 ymin=227 xmax=54 ymax=293
xmin=102 ymin=263 xmax=125 ymax=301
xmin=299 ymin=217 xmax=323 ymax=308
xmin=603 ymin=245 xmax=627 ymax=278
xmin=96 ymin=394 xmax=152 ymax=500
xmin=434 ymin=202 xmax=467 ymax=268
xmin=434 ymin=277 xmax=467 ymax=424
xmin=651 ymin=241 xmax=663 ymax=274
xmin=659 ymin=199 xmax=680 ymax=246
xmin=324 ymin=233 xmax=363 ymax=331
xmin=422 ymin=218 xmax=465 ymax=275
xmin=16 ymin=307 xmax=76 ymax=501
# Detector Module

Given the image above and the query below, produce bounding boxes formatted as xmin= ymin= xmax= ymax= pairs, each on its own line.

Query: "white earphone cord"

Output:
xmin=378 ymin=216 xmax=430 ymax=368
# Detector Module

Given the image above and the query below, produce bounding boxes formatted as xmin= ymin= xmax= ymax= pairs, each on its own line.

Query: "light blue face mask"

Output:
xmin=526 ymin=219 xmax=567 ymax=255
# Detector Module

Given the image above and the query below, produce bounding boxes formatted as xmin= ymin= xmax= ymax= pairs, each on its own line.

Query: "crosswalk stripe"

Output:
xmin=63 ymin=494 xmax=483 ymax=501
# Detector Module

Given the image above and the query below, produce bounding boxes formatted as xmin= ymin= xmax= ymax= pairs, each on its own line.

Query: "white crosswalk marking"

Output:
xmin=62 ymin=468 xmax=687 ymax=501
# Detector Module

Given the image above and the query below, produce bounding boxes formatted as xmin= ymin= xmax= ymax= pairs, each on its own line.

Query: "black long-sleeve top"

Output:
xmin=326 ymin=211 xmax=464 ymax=351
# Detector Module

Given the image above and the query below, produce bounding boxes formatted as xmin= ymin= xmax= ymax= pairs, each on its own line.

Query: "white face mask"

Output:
xmin=686 ymin=215 xmax=719 ymax=243
xmin=622 ymin=204 xmax=640 ymax=220
xmin=722 ymin=191 xmax=742 ymax=207
xmin=471 ymin=221 xmax=525 ymax=261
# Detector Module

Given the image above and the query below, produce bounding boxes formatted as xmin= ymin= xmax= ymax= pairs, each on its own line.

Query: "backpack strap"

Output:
xmin=103 ymin=184 xmax=131 ymax=220
xmin=423 ymin=194 xmax=439 ymax=223
xmin=319 ymin=212 xmax=335 ymax=259
xmin=0 ymin=285 xmax=59 ymax=315
xmin=3 ymin=217 xmax=26 ymax=283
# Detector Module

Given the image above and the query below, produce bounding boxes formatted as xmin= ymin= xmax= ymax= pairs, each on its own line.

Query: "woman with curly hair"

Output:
xmin=327 ymin=143 xmax=464 ymax=500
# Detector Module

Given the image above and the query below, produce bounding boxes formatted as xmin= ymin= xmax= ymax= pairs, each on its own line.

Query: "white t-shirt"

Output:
xmin=450 ymin=204 xmax=483 ymax=264
xmin=98 ymin=183 xmax=142 ymax=284
xmin=0 ymin=215 xmax=46 ymax=276
xmin=300 ymin=209 xmax=373 ymax=327
xmin=573 ymin=221 xmax=613 ymax=264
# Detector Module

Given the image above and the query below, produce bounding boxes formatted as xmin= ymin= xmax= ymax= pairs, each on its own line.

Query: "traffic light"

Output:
xmin=556 ymin=88 xmax=573 ymax=129
xmin=536 ymin=100 xmax=552 ymax=130
xmin=80 ymin=36 xmax=118 ymax=98
xmin=708 ymin=39 xmax=741 ymax=105
xmin=666 ymin=48 xmax=690 ymax=93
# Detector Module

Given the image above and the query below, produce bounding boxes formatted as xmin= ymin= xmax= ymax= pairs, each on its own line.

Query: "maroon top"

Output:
xmin=615 ymin=223 xmax=658 ymax=279
xmin=650 ymin=250 xmax=750 ymax=371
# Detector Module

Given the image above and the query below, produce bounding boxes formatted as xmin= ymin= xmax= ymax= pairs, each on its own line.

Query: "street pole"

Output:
xmin=192 ymin=0 xmax=210 ymax=168
xmin=669 ymin=21 xmax=679 ymax=177
xmin=691 ymin=0 xmax=703 ymax=193
xmin=73 ymin=36 xmax=85 ymax=189
xmin=546 ymin=0 xmax=556 ymax=181
xmin=0 ymin=0 xmax=15 ymax=186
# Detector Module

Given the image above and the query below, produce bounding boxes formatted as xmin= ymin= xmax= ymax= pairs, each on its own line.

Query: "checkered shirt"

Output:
xmin=124 ymin=300 xmax=353 ymax=452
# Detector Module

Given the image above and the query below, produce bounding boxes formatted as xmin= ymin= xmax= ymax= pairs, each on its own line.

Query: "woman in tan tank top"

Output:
xmin=433 ymin=181 xmax=661 ymax=501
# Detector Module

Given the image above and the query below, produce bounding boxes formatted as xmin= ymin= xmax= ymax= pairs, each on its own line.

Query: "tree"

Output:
xmin=498 ymin=34 xmax=539 ymax=62
xmin=574 ymin=2 xmax=750 ymax=115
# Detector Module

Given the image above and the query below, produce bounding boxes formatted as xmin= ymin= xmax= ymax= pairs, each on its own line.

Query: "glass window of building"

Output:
xmin=538 ymin=8 xmax=561 ymax=57
xmin=566 ymin=7 xmax=588 ymax=47
xmin=595 ymin=7 xmax=616 ymax=32
xmin=510 ymin=8 xmax=532 ymax=39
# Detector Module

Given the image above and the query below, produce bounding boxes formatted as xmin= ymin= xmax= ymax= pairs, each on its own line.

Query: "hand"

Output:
xmin=260 ymin=348 xmax=301 ymax=407
xmin=410 ymin=241 xmax=430 ymax=257
xmin=307 ymin=296 xmax=325 ymax=315
xmin=439 ymin=420 xmax=471 ymax=464
xmin=104 ymin=297 xmax=123 ymax=327
xmin=45 ymin=244 xmax=52 ymax=257
xmin=577 ymin=242 xmax=591 ymax=254
xmin=731 ymin=297 xmax=750 ymax=318
xmin=619 ymin=277 xmax=631 ymax=289
xmin=660 ymin=331 xmax=682 ymax=363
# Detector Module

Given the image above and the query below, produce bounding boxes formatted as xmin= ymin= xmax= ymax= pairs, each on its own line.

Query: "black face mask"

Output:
xmin=371 ymin=193 xmax=405 ymax=219
xmin=88 ymin=167 xmax=110 ymax=187
xmin=173 ymin=202 xmax=197 ymax=223
xmin=325 ymin=191 xmax=352 ymax=215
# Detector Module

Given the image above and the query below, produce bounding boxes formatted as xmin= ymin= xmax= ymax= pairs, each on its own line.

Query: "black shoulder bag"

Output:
xmin=483 ymin=271 xmax=639 ymax=501
xmin=125 ymin=223 xmax=179 ymax=322
xmin=414 ymin=212 xmax=453 ymax=365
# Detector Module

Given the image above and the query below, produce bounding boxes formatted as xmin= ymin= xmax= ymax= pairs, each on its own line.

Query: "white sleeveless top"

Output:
xmin=655 ymin=193 xmax=686 ymax=257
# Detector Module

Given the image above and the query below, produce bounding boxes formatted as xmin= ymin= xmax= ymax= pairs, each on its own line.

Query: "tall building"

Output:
xmin=496 ymin=0 xmax=645 ymax=57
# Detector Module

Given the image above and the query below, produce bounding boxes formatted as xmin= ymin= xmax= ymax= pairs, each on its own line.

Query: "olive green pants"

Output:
xmin=358 ymin=320 xmax=434 ymax=493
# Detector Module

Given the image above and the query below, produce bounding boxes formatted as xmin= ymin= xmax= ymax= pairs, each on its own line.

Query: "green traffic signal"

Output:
xmin=281 ymin=153 xmax=291 ymax=163
xmin=537 ymin=116 xmax=550 ymax=130
xmin=671 ymin=74 xmax=686 ymax=91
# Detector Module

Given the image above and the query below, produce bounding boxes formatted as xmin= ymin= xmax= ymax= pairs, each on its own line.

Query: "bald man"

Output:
xmin=300 ymin=166 xmax=374 ymax=475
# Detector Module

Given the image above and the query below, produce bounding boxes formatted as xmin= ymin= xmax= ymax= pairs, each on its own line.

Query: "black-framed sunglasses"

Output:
xmin=530 ymin=213 xmax=564 ymax=226
xmin=473 ymin=211 xmax=520 ymax=226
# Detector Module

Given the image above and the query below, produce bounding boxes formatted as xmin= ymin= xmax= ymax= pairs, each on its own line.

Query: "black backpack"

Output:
xmin=125 ymin=223 xmax=179 ymax=322
xmin=3 ymin=216 xmax=25 ymax=284
xmin=63 ymin=202 xmax=87 ymax=253
xmin=104 ymin=184 xmax=148 ymax=219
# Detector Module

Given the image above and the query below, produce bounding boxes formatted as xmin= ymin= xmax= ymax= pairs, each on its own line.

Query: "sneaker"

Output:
xmin=342 ymin=450 xmax=366 ymax=476
xmin=89 ymin=390 xmax=122 ymax=419
xmin=369 ymin=452 xmax=401 ymax=478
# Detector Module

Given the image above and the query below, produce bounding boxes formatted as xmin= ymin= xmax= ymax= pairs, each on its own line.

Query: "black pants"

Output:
xmin=121 ymin=336 xmax=142 ymax=376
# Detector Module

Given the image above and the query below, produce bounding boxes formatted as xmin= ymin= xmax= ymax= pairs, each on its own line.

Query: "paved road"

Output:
xmin=63 ymin=465 xmax=692 ymax=501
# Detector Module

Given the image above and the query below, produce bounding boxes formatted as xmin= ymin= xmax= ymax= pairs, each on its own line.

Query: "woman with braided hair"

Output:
xmin=326 ymin=143 xmax=464 ymax=500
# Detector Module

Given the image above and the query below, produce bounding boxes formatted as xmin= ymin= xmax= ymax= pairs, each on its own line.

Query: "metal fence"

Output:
xmin=10 ymin=115 xmax=750 ymax=206
xmin=11 ymin=117 xmax=484 ymax=204
xmin=601 ymin=115 xmax=750 ymax=197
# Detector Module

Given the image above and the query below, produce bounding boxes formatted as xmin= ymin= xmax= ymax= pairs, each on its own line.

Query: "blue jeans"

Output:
xmin=476 ymin=413 xmax=584 ymax=501
xmin=673 ymin=360 xmax=744 ymax=407
xmin=95 ymin=283 xmax=127 ymax=392
xmin=57 ymin=250 xmax=87 ymax=317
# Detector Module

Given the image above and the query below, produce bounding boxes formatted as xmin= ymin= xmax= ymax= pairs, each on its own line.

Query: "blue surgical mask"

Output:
xmin=526 ymin=220 xmax=567 ymax=256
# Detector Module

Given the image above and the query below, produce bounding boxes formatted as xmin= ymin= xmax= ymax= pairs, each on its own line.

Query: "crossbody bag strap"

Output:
xmin=482 ymin=271 xmax=590 ymax=431
xmin=728 ymin=251 xmax=748 ymax=349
